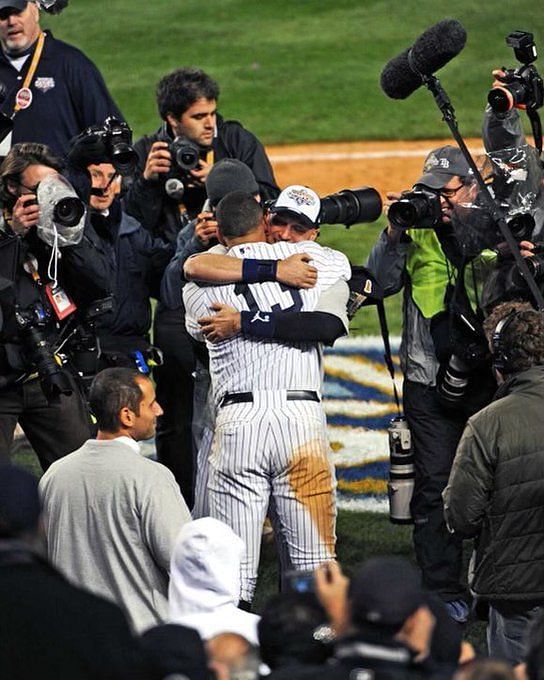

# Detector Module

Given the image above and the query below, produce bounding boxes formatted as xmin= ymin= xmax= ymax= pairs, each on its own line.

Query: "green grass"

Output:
xmin=42 ymin=1 xmax=544 ymax=143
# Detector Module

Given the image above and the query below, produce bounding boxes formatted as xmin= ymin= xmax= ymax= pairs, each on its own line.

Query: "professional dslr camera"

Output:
xmin=163 ymin=136 xmax=209 ymax=201
xmin=69 ymin=117 xmax=138 ymax=176
xmin=388 ymin=187 xmax=442 ymax=230
xmin=170 ymin=136 xmax=203 ymax=175
xmin=488 ymin=31 xmax=544 ymax=114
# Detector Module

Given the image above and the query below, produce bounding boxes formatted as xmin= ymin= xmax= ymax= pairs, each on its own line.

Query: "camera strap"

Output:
xmin=13 ymin=32 xmax=46 ymax=115
xmin=376 ymin=299 xmax=401 ymax=415
xmin=526 ymin=107 xmax=543 ymax=156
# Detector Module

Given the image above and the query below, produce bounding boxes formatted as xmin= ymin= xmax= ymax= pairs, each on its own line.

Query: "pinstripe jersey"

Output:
xmin=183 ymin=240 xmax=350 ymax=403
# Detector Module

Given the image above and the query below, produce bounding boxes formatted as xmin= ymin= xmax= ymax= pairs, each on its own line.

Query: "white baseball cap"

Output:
xmin=270 ymin=184 xmax=321 ymax=228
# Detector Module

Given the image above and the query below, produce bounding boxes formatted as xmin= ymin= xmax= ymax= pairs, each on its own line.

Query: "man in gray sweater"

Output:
xmin=40 ymin=368 xmax=191 ymax=633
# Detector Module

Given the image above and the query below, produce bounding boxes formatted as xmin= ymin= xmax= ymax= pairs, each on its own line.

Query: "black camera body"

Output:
xmin=69 ymin=116 xmax=138 ymax=176
xmin=388 ymin=187 xmax=442 ymax=230
xmin=488 ymin=32 xmax=544 ymax=114
xmin=14 ymin=303 xmax=73 ymax=401
xmin=170 ymin=136 xmax=204 ymax=174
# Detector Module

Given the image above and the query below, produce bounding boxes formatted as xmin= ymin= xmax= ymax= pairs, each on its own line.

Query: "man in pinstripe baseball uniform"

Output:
xmin=183 ymin=190 xmax=351 ymax=604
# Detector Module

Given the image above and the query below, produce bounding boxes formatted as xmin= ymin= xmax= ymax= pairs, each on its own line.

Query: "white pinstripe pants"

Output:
xmin=208 ymin=390 xmax=337 ymax=602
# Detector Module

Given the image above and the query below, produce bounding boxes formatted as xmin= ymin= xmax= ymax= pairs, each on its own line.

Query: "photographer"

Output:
xmin=0 ymin=142 xmax=110 ymax=470
xmin=68 ymin=121 xmax=174 ymax=379
xmin=125 ymin=67 xmax=279 ymax=241
xmin=366 ymin=146 xmax=497 ymax=622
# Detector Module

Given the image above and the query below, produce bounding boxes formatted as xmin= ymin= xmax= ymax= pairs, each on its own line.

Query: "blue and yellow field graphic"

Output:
xmin=323 ymin=336 xmax=401 ymax=513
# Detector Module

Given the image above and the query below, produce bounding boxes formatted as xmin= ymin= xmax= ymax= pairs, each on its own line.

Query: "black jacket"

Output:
xmin=0 ymin=542 xmax=152 ymax=679
xmin=124 ymin=115 xmax=280 ymax=243
xmin=88 ymin=201 xmax=173 ymax=354
xmin=0 ymin=220 xmax=111 ymax=379
xmin=0 ymin=31 xmax=122 ymax=159
xmin=444 ymin=364 xmax=544 ymax=600
xmin=276 ymin=632 xmax=429 ymax=680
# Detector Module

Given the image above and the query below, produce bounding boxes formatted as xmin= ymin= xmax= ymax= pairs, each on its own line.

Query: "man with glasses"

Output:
xmin=367 ymin=146 xmax=479 ymax=624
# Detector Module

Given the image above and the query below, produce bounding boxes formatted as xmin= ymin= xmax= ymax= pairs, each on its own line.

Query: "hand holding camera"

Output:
xmin=195 ymin=209 xmax=219 ymax=246
xmin=11 ymin=194 xmax=40 ymax=236
xmin=143 ymin=141 xmax=172 ymax=182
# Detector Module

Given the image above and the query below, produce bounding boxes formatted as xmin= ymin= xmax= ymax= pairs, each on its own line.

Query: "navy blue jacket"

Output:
xmin=89 ymin=202 xmax=173 ymax=353
xmin=0 ymin=31 xmax=122 ymax=158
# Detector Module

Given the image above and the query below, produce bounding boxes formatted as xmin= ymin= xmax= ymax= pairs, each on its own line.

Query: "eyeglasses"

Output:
xmin=439 ymin=184 xmax=465 ymax=199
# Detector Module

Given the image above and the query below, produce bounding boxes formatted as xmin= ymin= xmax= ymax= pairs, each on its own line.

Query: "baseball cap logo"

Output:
xmin=423 ymin=153 xmax=450 ymax=172
xmin=286 ymin=187 xmax=317 ymax=207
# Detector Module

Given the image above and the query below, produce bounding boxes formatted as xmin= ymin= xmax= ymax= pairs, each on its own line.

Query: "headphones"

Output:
xmin=491 ymin=310 xmax=527 ymax=374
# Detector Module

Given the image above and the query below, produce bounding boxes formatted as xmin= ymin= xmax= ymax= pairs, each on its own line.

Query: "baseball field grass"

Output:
xmin=44 ymin=1 xmax=543 ymax=142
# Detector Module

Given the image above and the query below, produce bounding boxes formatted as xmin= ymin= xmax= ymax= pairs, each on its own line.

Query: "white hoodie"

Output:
xmin=168 ymin=517 xmax=260 ymax=645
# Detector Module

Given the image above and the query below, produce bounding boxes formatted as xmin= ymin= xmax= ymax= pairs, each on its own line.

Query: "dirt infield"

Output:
xmin=267 ymin=137 xmax=483 ymax=197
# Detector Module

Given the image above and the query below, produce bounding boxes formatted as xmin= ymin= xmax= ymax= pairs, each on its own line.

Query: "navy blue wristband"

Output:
xmin=241 ymin=310 xmax=277 ymax=338
xmin=242 ymin=259 xmax=278 ymax=283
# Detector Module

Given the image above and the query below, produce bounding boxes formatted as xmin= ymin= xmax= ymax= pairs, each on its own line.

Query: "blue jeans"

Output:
xmin=488 ymin=602 xmax=542 ymax=665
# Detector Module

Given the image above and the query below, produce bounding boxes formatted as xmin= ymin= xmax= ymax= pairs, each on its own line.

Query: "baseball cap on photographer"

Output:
xmin=416 ymin=145 xmax=470 ymax=189
xmin=349 ymin=556 xmax=426 ymax=629
xmin=205 ymin=159 xmax=259 ymax=208
xmin=0 ymin=0 xmax=28 ymax=11
xmin=270 ymin=185 xmax=321 ymax=229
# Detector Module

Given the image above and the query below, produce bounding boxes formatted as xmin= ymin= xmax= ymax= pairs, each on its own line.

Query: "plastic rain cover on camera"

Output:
xmin=450 ymin=146 xmax=541 ymax=259
xmin=487 ymin=143 xmax=542 ymax=219
xmin=36 ymin=175 xmax=85 ymax=247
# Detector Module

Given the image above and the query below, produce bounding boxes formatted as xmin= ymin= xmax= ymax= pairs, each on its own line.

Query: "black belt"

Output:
xmin=220 ymin=390 xmax=320 ymax=407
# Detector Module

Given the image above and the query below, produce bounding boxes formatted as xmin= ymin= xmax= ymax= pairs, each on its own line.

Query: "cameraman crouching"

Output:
xmin=0 ymin=142 xmax=111 ymax=470
xmin=367 ymin=146 xmax=496 ymax=623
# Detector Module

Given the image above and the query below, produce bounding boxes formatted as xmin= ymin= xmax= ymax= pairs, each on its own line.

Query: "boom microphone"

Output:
xmin=380 ymin=19 xmax=467 ymax=100
xmin=380 ymin=48 xmax=423 ymax=100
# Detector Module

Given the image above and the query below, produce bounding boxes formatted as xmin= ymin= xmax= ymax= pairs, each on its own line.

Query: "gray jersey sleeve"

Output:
xmin=314 ymin=279 xmax=350 ymax=334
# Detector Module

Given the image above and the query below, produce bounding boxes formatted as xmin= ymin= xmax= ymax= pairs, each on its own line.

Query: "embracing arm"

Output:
xmin=184 ymin=251 xmax=318 ymax=288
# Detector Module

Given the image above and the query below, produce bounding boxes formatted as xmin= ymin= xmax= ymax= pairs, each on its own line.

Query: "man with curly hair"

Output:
xmin=444 ymin=301 xmax=544 ymax=665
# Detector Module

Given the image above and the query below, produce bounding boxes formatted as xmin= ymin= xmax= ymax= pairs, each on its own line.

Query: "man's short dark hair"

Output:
xmin=484 ymin=301 xmax=544 ymax=374
xmin=156 ymin=67 xmax=220 ymax=121
xmin=89 ymin=368 xmax=144 ymax=433
xmin=0 ymin=142 xmax=64 ymax=202
xmin=216 ymin=191 xmax=263 ymax=240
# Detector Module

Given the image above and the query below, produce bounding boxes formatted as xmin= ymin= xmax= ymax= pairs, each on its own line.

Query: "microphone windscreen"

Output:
xmin=410 ymin=19 xmax=467 ymax=76
xmin=380 ymin=48 xmax=423 ymax=100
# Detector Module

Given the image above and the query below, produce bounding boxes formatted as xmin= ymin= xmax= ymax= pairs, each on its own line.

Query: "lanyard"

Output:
xmin=13 ymin=31 xmax=46 ymax=113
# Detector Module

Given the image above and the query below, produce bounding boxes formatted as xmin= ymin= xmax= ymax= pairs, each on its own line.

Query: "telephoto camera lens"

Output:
xmin=436 ymin=354 xmax=470 ymax=406
xmin=319 ymin=187 xmax=382 ymax=227
xmin=110 ymin=143 xmax=138 ymax=176
xmin=53 ymin=196 xmax=85 ymax=228
xmin=387 ymin=415 xmax=414 ymax=524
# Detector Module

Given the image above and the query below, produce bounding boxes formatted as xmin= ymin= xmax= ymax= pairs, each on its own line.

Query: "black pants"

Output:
xmin=153 ymin=307 xmax=195 ymax=507
xmin=0 ymin=373 xmax=91 ymax=471
xmin=403 ymin=379 xmax=466 ymax=601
